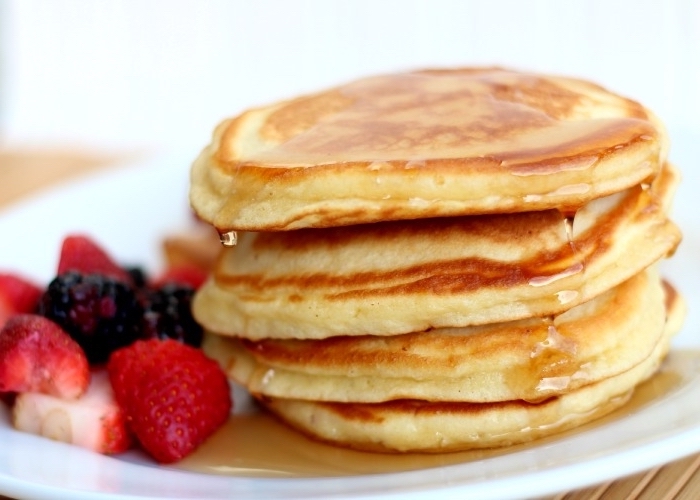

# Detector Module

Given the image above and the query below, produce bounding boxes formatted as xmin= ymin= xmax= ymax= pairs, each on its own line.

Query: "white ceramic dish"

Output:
xmin=0 ymin=139 xmax=698 ymax=499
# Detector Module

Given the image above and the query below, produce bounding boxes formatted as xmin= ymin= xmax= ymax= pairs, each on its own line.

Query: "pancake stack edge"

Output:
xmin=190 ymin=67 xmax=684 ymax=453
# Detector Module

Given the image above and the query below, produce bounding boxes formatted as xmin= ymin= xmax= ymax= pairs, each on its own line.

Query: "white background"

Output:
xmin=1 ymin=0 xmax=699 ymax=157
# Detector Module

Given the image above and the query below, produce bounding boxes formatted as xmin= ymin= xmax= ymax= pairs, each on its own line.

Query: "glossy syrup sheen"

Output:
xmin=175 ymin=350 xmax=700 ymax=478
xmin=244 ymin=69 xmax=658 ymax=167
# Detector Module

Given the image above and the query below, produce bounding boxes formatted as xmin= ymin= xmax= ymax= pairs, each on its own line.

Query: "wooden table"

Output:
xmin=0 ymin=147 xmax=698 ymax=500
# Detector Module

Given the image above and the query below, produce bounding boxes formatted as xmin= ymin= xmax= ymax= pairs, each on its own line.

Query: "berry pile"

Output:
xmin=39 ymin=272 xmax=143 ymax=363
xmin=29 ymin=235 xmax=206 ymax=362
xmin=0 ymin=234 xmax=230 ymax=463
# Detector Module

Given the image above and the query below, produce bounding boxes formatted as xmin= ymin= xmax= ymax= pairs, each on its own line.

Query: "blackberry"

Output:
xmin=38 ymin=272 xmax=143 ymax=364
xmin=140 ymin=283 xmax=203 ymax=347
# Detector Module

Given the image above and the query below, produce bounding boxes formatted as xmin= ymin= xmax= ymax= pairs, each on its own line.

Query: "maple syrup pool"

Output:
xmin=173 ymin=350 xmax=700 ymax=478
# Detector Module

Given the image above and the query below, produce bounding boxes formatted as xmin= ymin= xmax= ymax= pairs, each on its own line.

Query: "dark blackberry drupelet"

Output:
xmin=124 ymin=266 xmax=149 ymax=289
xmin=38 ymin=272 xmax=143 ymax=364
xmin=140 ymin=284 xmax=203 ymax=347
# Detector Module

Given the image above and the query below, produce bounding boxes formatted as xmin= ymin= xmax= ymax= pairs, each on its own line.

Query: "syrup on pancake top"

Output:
xmin=190 ymin=67 xmax=667 ymax=232
xmin=190 ymin=67 xmax=684 ymax=454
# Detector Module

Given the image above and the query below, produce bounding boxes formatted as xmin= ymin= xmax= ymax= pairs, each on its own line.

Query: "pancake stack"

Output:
xmin=189 ymin=68 xmax=684 ymax=453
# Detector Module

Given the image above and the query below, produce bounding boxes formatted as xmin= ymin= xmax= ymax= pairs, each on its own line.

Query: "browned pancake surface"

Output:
xmin=190 ymin=68 xmax=668 ymax=231
xmin=251 ymin=284 xmax=685 ymax=453
xmin=206 ymin=268 xmax=667 ymax=403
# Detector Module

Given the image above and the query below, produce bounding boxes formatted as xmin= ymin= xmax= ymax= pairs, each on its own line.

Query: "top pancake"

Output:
xmin=190 ymin=67 xmax=668 ymax=231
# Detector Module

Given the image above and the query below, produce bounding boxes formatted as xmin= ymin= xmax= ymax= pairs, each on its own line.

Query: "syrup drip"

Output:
xmin=523 ymin=183 xmax=592 ymax=203
xmin=556 ymin=290 xmax=579 ymax=305
xmin=563 ymin=215 xmax=575 ymax=245
xmin=531 ymin=324 xmax=577 ymax=358
xmin=527 ymin=322 xmax=581 ymax=398
xmin=556 ymin=206 xmax=577 ymax=238
xmin=528 ymin=262 xmax=584 ymax=287
xmin=175 ymin=351 xmax=700 ymax=478
xmin=219 ymin=230 xmax=238 ymax=247
xmin=527 ymin=208 xmax=584 ymax=290
xmin=562 ymin=212 xmax=579 ymax=255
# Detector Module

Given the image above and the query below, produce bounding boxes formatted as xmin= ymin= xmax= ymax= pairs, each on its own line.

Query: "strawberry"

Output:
xmin=0 ymin=314 xmax=90 ymax=399
xmin=107 ymin=338 xmax=152 ymax=408
xmin=0 ymin=273 xmax=43 ymax=326
xmin=13 ymin=370 xmax=132 ymax=454
xmin=57 ymin=234 xmax=131 ymax=283
xmin=0 ymin=296 xmax=13 ymax=329
xmin=107 ymin=339 xmax=232 ymax=463
xmin=150 ymin=265 xmax=208 ymax=290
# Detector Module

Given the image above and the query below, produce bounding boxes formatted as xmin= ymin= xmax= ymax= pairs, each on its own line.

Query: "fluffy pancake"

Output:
xmin=253 ymin=283 xmax=685 ymax=453
xmin=204 ymin=267 xmax=667 ymax=404
xmin=190 ymin=66 xmax=686 ymax=455
xmin=192 ymin=163 xmax=680 ymax=340
xmin=190 ymin=67 xmax=668 ymax=231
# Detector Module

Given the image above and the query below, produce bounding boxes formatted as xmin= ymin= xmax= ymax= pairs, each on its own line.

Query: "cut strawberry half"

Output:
xmin=0 ymin=314 xmax=90 ymax=399
xmin=12 ymin=370 xmax=132 ymax=454
xmin=57 ymin=235 xmax=131 ymax=283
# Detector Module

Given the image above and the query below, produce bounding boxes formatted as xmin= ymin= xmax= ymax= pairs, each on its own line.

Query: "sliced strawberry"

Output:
xmin=57 ymin=235 xmax=131 ymax=283
xmin=108 ymin=339 xmax=232 ymax=463
xmin=150 ymin=265 xmax=208 ymax=290
xmin=0 ymin=314 xmax=90 ymax=399
xmin=12 ymin=370 xmax=132 ymax=454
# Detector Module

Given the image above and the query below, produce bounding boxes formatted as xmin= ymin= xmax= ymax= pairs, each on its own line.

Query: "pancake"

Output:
xmin=253 ymin=283 xmax=685 ymax=453
xmin=204 ymin=267 xmax=667 ymax=404
xmin=189 ymin=66 xmax=685 ymax=455
xmin=189 ymin=67 xmax=668 ymax=231
xmin=192 ymin=163 xmax=680 ymax=340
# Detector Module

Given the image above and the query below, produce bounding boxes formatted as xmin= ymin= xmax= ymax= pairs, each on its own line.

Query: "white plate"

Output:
xmin=0 ymin=139 xmax=698 ymax=500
